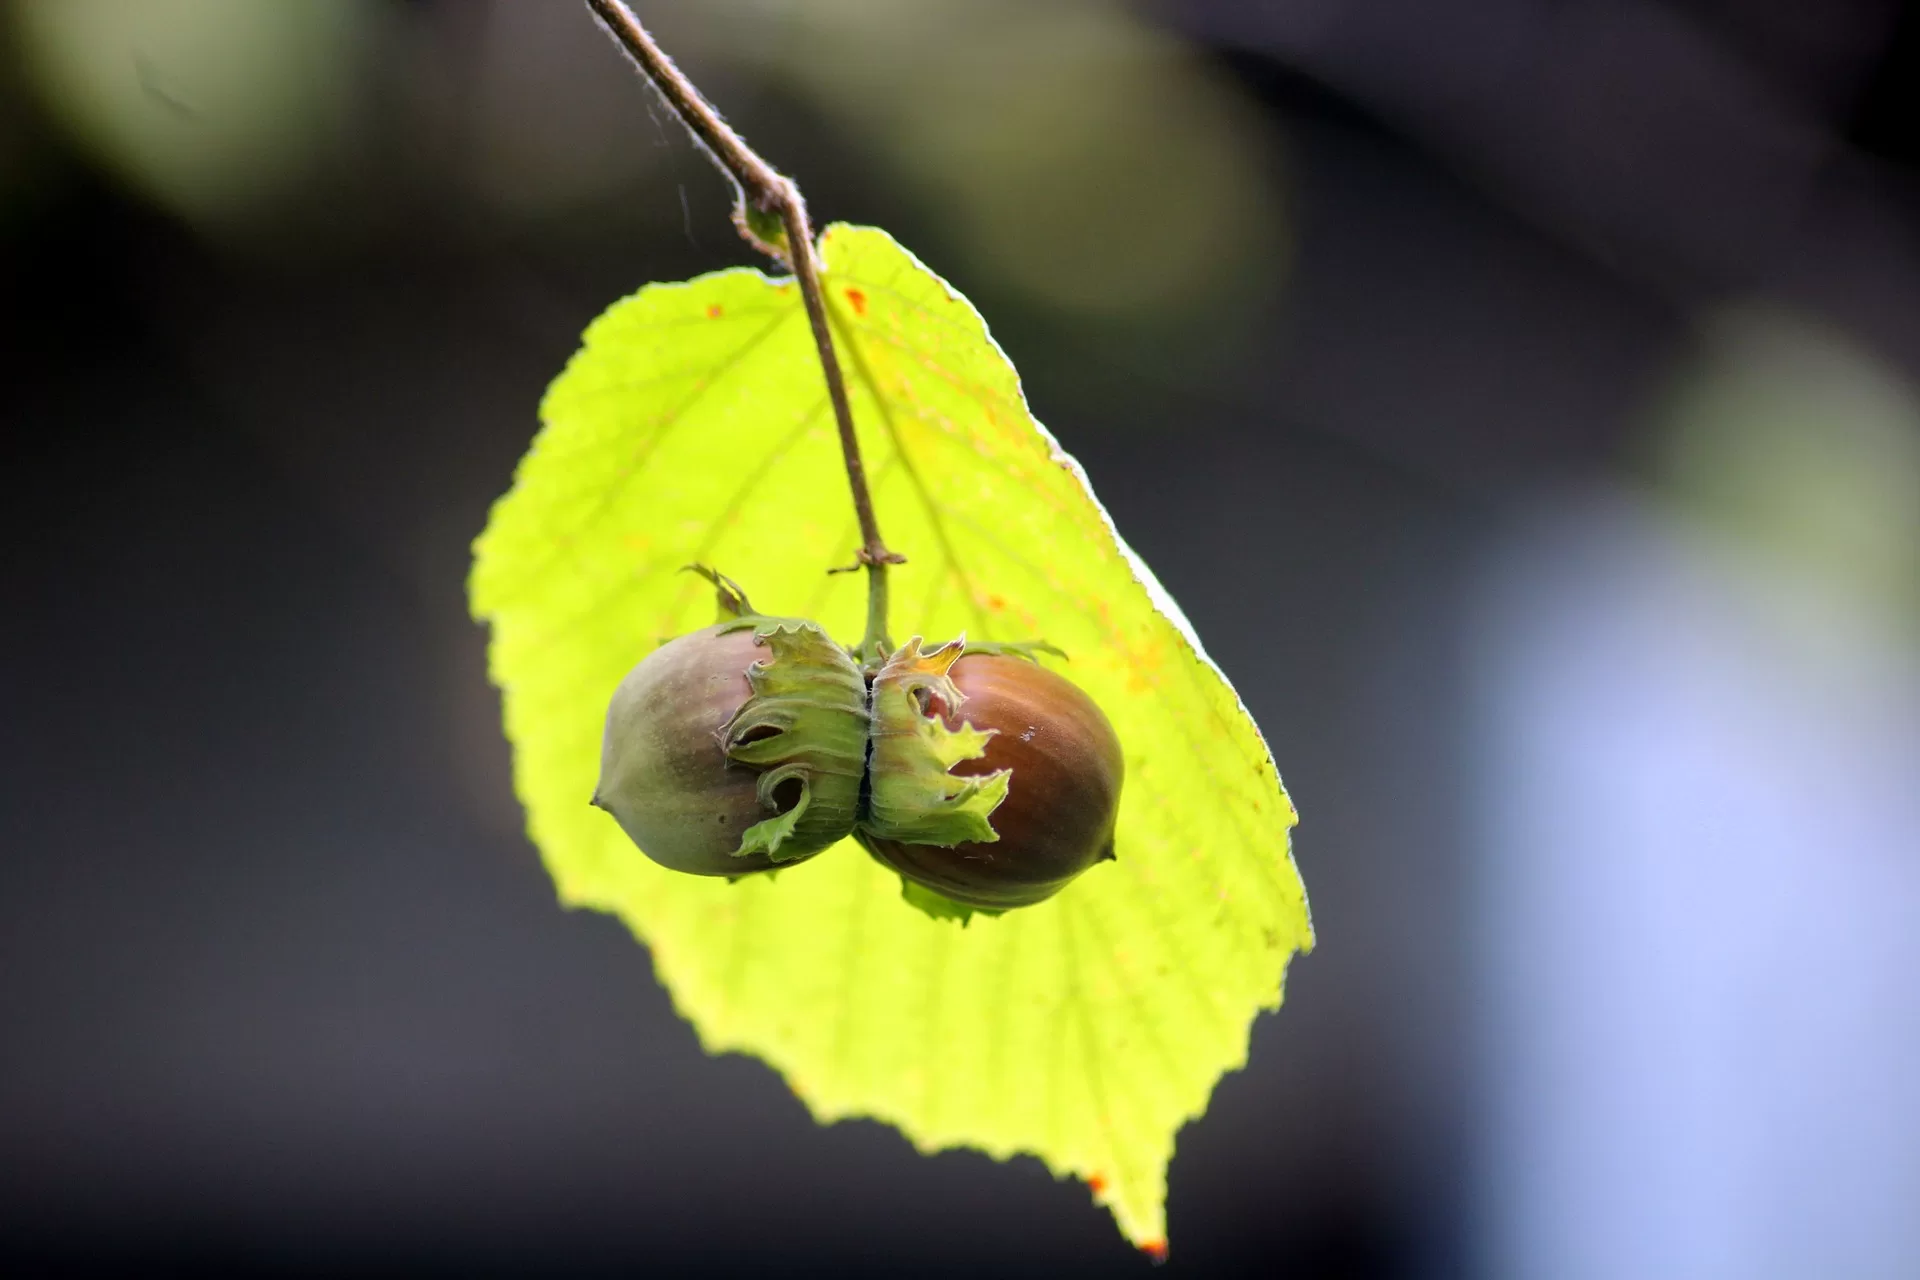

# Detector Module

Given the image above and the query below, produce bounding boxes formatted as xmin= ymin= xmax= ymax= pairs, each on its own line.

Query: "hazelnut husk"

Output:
xmin=861 ymin=649 xmax=1123 ymax=909
xmin=594 ymin=619 xmax=867 ymax=876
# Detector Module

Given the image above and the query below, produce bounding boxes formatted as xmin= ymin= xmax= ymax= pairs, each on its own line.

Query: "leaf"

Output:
xmin=470 ymin=224 xmax=1312 ymax=1254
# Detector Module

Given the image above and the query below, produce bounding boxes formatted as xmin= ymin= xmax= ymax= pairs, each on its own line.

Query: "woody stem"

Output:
xmin=584 ymin=0 xmax=900 ymax=651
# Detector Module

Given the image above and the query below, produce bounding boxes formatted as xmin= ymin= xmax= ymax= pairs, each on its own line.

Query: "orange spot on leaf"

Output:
xmin=1140 ymin=1240 xmax=1169 ymax=1263
xmin=707 ymin=304 xmax=724 ymax=319
xmin=1087 ymin=1174 xmax=1107 ymax=1194
xmin=845 ymin=287 xmax=867 ymax=316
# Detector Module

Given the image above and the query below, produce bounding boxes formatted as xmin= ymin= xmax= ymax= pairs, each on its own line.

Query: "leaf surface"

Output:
xmin=470 ymin=225 xmax=1312 ymax=1252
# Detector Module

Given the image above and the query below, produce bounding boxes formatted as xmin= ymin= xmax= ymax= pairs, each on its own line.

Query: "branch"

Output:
xmin=583 ymin=0 xmax=902 ymax=654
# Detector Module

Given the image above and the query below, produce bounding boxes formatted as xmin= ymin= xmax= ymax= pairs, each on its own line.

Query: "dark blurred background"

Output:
xmin=5 ymin=1 xmax=1919 ymax=1275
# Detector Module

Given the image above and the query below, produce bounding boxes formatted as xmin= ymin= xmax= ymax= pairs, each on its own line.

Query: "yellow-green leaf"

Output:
xmin=470 ymin=224 xmax=1313 ymax=1253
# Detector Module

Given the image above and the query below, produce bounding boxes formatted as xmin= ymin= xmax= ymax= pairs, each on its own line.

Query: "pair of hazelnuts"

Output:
xmin=592 ymin=570 xmax=1123 ymax=912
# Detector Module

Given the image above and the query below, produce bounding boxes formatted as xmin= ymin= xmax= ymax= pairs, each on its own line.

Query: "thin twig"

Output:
xmin=583 ymin=0 xmax=901 ymax=654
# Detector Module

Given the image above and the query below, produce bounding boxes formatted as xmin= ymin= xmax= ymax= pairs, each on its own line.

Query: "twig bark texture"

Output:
xmin=583 ymin=0 xmax=901 ymax=654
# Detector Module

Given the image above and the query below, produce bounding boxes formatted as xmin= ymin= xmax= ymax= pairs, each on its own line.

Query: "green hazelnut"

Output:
xmin=593 ymin=618 xmax=868 ymax=876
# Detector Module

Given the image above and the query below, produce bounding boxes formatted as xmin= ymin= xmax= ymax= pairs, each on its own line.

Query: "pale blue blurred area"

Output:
xmin=1473 ymin=311 xmax=1920 ymax=1275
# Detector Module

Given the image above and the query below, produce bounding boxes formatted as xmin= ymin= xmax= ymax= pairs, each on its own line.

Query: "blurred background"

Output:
xmin=4 ymin=0 xmax=1918 ymax=1275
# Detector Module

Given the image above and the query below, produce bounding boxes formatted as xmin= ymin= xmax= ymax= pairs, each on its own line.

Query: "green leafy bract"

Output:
xmin=897 ymin=874 xmax=987 ymax=925
xmin=470 ymin=224 xmax=1313 ymax=1253
xmin=862 ymin=635 xmax=1009 ymax=848
xmin=717 ymin=618 xmax=868 ymax=860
